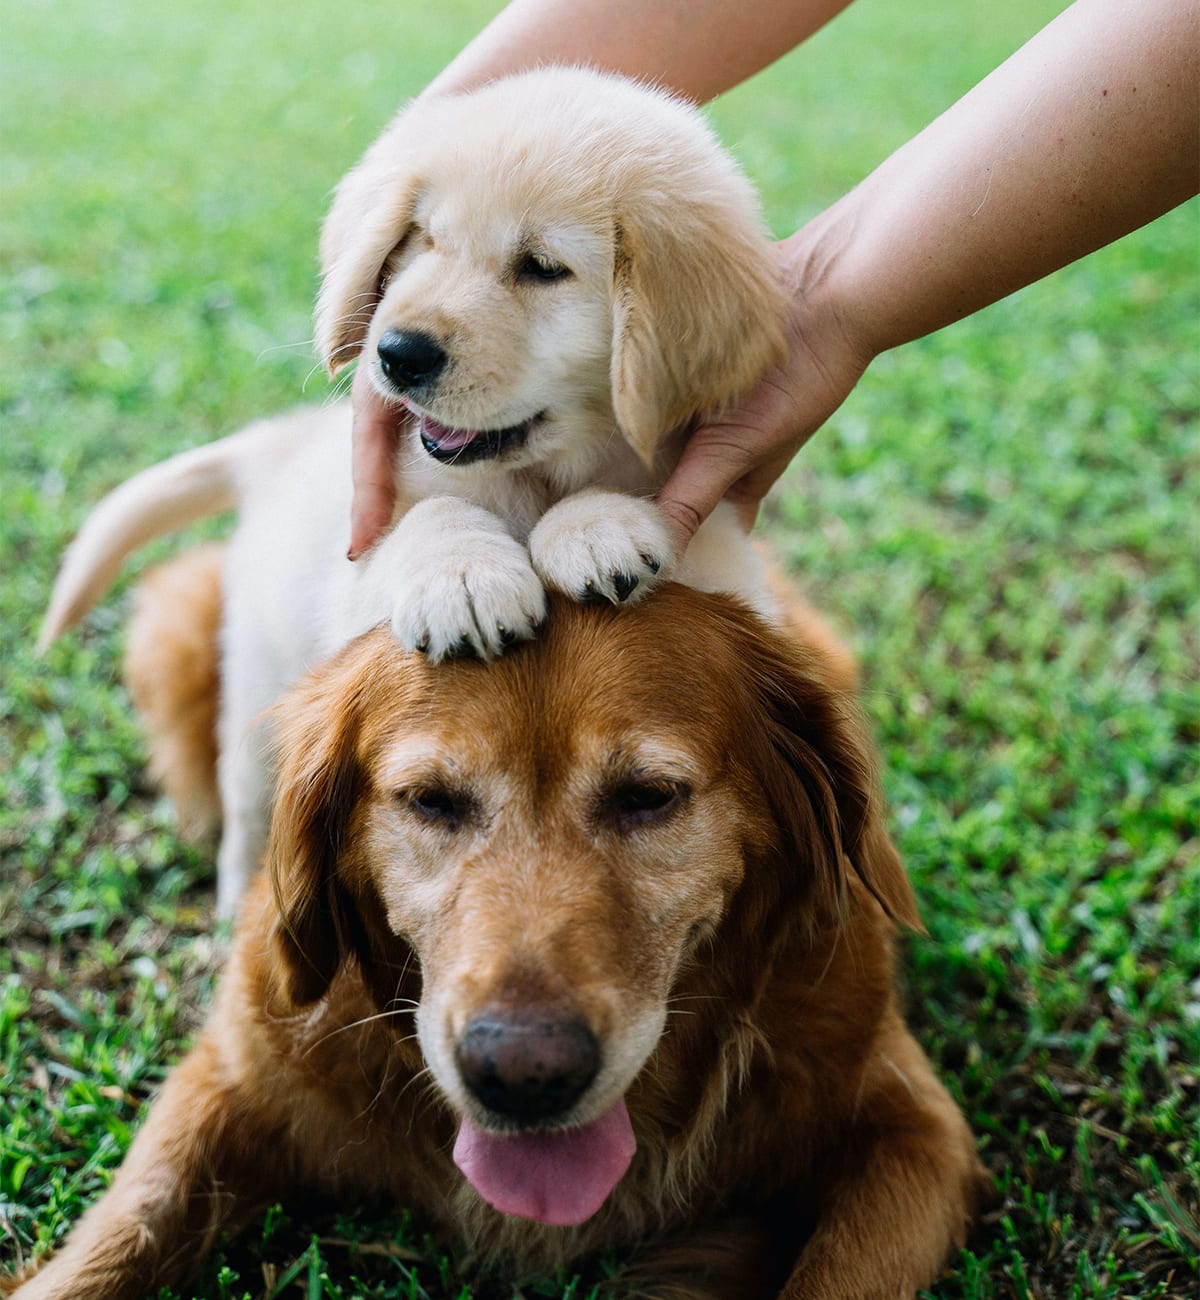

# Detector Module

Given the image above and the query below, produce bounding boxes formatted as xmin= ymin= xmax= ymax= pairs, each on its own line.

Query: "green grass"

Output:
xmin=2 ymin=0 xmax=1197 ymax=1295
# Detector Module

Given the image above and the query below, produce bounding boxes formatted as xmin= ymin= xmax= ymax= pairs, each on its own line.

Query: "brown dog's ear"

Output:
xmin=743 ymin=620 xmax=922 ymax=933
xmin=610 ymin=190 xmax=785 ymax=464
xmin=314 ymin=111 xmax=424 ymax=377
xmin=265 ymin=644 xmax=377 ymax=1008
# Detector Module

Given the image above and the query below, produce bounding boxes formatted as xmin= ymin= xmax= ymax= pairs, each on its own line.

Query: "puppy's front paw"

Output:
xmin=383 ymin=498 xmax=546 ymax=661
xmin=529 ymin=490 xmax=674 ymax=606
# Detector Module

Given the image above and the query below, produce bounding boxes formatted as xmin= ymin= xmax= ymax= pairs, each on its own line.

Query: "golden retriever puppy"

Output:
xmin=15 ymin=553 xmax=986 ymax=1300
xmin=38 ymin=68 xmax=784 ymax=915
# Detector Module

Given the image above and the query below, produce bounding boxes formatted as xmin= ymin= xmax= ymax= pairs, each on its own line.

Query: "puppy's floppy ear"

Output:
xmin=315 ymin=110 xmax=425 ymax=377
xmin=610 ymin=193 xmax=785 ymax=464
xmin=265 ymin=641 xmax=378 ymax=1008
xmin=740 ymin=614 xmax=921 ymax=933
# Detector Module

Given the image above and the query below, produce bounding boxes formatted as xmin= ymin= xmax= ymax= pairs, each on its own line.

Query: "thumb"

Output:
xmin=348 ymin=367 xmax=404 ymax=560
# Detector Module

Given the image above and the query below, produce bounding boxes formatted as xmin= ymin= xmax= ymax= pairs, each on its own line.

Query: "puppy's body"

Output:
xmin=17 ymin=558 xmax=986 ymax=1300
xmin=40 ymin=69 xmax=786 ymax=914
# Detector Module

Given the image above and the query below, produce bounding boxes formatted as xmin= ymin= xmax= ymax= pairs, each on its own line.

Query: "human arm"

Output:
xmin=346 ymin=0 xmax=854 ymax=558
xmin=422 ymin=0 xmax=851 ymax=104
xmin=655 ymin=0 xmax=1200 ymax=542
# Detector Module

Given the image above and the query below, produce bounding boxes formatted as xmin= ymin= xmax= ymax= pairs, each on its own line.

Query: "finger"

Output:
xmin=349 ymin=368 xmax=403 ymax=560
xmin=349 ymin=482 xmax=397 ymax=562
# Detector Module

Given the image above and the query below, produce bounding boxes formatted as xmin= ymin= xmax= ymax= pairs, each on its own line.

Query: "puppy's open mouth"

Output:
xmin=453 ymin=1098 xmax=635 ymax=1226
xmin=405 ymin=402 xmax=540 ymax=464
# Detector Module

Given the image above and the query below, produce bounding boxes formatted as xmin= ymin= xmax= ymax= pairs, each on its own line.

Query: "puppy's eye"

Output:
xmin=398 ymin=787 xmax=473 ymax=830
xmin=604 ymin=780 xmax=688 ymax=830
xmin=516 ymin=251 xmax=571 ymax=283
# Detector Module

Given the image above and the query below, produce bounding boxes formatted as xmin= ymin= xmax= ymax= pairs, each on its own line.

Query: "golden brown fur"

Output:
xmin=13 ymin=551 xmax=985 ymax=1299
xmin=122 ymin=542 xmax=224 ymax=841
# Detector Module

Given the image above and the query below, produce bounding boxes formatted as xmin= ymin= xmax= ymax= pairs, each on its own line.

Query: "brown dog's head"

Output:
xmin=266 ymin=588 xmax=917 ymax=1226
xmin=315 ymin=68 xmax=784 ymax=485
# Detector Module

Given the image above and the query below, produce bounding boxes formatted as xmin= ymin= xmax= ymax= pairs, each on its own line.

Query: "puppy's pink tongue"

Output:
xmin=419 ymin=414 xmax=478 ymax=451
xmin=453 ymin=1100 xmax=635 ymax=1227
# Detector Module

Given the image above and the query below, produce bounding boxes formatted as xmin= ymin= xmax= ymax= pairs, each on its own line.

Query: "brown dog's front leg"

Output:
xmin=10 ymin=1034 xmax=278 ymax=1300
xmin=780 ymin=1030 xmax=986 ymax=1300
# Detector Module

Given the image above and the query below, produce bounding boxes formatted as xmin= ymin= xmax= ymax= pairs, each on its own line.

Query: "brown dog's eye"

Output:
xmin=604 ymin=780 xmax=688 ymax=831
xmin=516 ymin=252 xmax=571 ymax=283
xmin=401 ymin=787 xmax=473 ymax=830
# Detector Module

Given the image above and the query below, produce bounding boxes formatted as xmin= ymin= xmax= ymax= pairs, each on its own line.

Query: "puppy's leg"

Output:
xmin=357 ymin=496 xmax=546 ymax=661
xmin=215 ymin=753 xmax=271 ymax=919
xmin=9 ymin=1036 xmax=279 ymax=1300
xmin=124 ymin=541 xmax=268 ymax=919
xmin=529 ymin=488 xmax=674 ymax=605
xmin=214 ymin=651 xmax=277 ymax=919
xmin=781 ymin=1026 xmax=987 ymax=1299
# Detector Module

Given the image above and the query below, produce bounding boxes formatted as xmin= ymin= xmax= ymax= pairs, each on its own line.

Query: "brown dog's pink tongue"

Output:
xmin=453 ymin=1100 xmax=635 ymax=1226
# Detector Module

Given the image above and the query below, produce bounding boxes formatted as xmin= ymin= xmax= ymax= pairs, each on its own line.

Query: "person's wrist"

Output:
xmin=776 ymin=210 xmax=879 ymax=382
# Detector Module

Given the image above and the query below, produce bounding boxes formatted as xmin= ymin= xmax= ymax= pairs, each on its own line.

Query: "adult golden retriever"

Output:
xmin=15 ymin=548 xmax=986 ymax=1299
xmin=39 ymin=68 xmax=785 ymax=916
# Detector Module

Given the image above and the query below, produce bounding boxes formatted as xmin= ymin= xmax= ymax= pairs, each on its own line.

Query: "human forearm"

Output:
xmin=423 ymin=0 xmax=853 ymax=102
xmin=800 ymin=0 xmax=1199 ymax=359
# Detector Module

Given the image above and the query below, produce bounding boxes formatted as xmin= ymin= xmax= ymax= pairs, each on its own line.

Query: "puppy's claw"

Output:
xmin=613 ymin=572 xmax=639 ymax=602
xmin=528 ymin=489 xmax=674 ymax=610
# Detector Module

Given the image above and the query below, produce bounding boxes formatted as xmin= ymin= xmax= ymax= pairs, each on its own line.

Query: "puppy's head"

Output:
xmin=316 ymin=68 xmax=784 ymax=484
xmin=266 ymin=589 xmax=916 ymax=1227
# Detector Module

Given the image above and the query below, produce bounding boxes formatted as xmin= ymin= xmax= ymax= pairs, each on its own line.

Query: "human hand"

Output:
xmin=655 ymin=232 xmax=873 ymax=551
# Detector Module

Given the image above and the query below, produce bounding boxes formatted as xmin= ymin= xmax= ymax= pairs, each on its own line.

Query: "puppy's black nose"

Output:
xmin=376 ymin=329 xmax=447 ymax=390
xmin=456 ymin=1009 xmax=600 ymax=1124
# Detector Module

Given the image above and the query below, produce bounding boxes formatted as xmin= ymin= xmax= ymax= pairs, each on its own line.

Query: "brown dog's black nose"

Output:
xmin=456 ymin=1009 xmax=600 ymax=1124
xmin=377 ymin=329 xmax=447 ymax=391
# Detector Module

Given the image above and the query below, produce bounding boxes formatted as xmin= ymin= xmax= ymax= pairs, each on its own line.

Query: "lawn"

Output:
xmin=2 ymin=0 xmax=1197 ymax=1296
